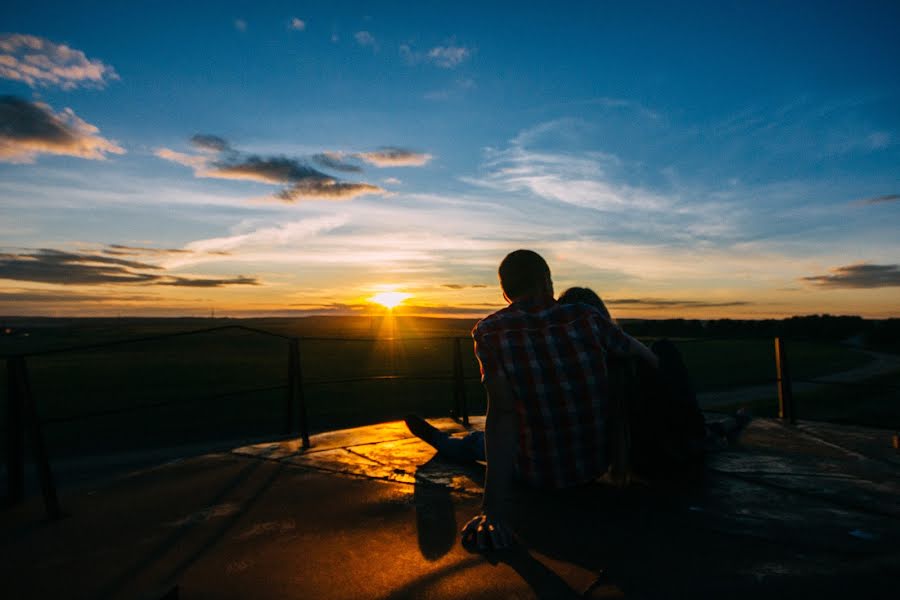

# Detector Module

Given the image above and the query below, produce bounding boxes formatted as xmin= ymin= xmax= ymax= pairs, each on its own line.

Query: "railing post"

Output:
xmin=10 ymin=356 xmax=61 ymax=519
xmin=6 ymin=357 xmax=25 ymax=505
xmin=775 ymin=337 xmax=796 ymax=424
xmin=292 ymin=338 xmax=310 ymax=449
xmin=452 ymin=338 xmax=469 ymax=426
xmin=284 ymin=340 xmax=295 ymax=435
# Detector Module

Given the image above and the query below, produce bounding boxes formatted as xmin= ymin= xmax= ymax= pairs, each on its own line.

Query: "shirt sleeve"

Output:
xmin=472 ymin=328 xmax=505 ymax=383
xmin=591 ymin=312 xmax=632 ymax=355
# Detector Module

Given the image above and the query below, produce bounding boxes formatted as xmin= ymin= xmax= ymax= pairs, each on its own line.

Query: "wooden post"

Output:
xmin=775 ymin=337 xmax=795 ymax=424
xmin=292 ymin=338 xmax=310 ymax=450
xmin=7 ymin=356 xmax=62 ymax=521
xmin=284 ymin=340 xmax=295 ymax=435
xmin=6 ymin=357 xmax=25 ymax=504
xmin=452 ymin=338 xmax=469 ymax=426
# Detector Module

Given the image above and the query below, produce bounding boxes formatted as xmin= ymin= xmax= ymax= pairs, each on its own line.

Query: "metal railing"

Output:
xmin=3 ymin=326 xmax=897 ymax=520
xmin=3 ymin=324 xmax=480 ymax=519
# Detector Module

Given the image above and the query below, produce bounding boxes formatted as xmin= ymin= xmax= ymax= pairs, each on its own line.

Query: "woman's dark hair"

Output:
xmin=558 ymin=286 xmax=612 ymax=321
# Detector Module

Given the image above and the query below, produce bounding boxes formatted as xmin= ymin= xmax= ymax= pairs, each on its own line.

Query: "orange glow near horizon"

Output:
xmin=368 ymin=291 xmax=412 ymax=310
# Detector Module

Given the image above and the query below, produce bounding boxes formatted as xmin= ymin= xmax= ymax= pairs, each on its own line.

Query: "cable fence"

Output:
xmin=2 ymin=324 xmax=897 ymax=520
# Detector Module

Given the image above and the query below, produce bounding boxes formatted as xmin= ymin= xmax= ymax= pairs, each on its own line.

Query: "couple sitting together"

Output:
xmin=404 ymin=249 xmax=747 ymax=551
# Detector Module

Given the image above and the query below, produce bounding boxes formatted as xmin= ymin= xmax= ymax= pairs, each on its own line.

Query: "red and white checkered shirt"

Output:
xmin=472 ymin=297 xmax=631 ymax=488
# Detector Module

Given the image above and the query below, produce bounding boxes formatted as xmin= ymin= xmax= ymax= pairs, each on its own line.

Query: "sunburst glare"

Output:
xmin=369 ymin=291 xmax=412 ymax=310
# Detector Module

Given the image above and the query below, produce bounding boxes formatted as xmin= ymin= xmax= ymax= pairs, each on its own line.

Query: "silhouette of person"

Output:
xmin=407 ymin=250 xmax=660 ymax=550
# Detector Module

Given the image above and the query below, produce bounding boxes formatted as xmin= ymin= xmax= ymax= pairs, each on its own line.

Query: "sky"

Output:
xmin=1 ymin=1 xmax=898 ymax=319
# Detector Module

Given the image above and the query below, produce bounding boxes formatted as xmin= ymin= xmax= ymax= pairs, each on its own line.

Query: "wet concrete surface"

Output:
xmin=2 ymin=416 xmax=899 ymax=599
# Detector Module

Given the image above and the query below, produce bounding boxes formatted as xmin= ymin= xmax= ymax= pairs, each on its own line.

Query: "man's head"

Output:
xmin=498 ymin=249 xmax=553 ymax=303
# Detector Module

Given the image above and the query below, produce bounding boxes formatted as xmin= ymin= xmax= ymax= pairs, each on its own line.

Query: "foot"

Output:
xmin=727 ymin=408 xmax=752 ymax=443
xmin=404 ymin=414 xmax=445 ymax=448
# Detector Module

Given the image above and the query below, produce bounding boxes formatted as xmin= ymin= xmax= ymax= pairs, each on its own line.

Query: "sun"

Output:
xmin=369 ymin=291 xmax=412 ymax=310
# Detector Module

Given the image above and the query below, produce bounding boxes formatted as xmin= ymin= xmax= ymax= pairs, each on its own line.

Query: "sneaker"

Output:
xmin=404 ymin=414 xmax=444 ymax=448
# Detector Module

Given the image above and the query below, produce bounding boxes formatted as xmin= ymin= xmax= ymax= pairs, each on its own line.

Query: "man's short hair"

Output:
xmin=498 ymin=249 xmax=550 ymax=299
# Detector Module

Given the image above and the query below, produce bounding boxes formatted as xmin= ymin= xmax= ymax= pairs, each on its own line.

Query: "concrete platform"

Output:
xmin=2 ymin=417 xmax=899 ymax=599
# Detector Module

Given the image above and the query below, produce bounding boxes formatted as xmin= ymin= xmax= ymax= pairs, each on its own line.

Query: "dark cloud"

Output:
xmin=159 ymin=275 xmax=259 ymax=288
xmin=0 ymin=95 xmax=124 ymax=162
xmin=607 ymin=298 xmax=752 ymax=309
xmin=0 ymin=290 xmax=157 ymax=303
xmin=0 ymin=249 xmax=160 ymax=285
xmin=802 ymin=263 xmax=900 ymax=289
xmin=312 ymin=152 xmax=363 ymax=173
xmin=853 ymin=193 xmax=900 ymax=205
xmin=104 ymin=244 xmax=193 ymax=256
xmin=210 ymin=156 xmax=382 ymax=201
xmin=354 ymin=147 xmax=432 ymax=167
xmin=156 ymin=138 xmax=384 ymax=201
xmin=190 ymin=134 xmax=232 ymax=153
xmin=442 ymin=283 xmax=488 ymax=289
xmin=0 ymin=248 xmax=258 ymax=287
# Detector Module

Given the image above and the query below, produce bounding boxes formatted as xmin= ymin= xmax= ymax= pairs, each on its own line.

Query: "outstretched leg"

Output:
xmin=404 ymin=415 xmax=486 ymax=463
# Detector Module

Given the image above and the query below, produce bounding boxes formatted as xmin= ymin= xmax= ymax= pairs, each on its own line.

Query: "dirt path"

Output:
xmin=699 ymin=349 xmax=900 ymax=410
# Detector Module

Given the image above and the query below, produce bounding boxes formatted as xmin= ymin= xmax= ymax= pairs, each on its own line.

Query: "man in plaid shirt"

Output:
xmin=406 ymin=249 xmax=659 ymax=550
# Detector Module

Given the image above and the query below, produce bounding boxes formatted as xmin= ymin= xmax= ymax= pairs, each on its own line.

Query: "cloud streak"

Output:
xmin=312 ymin=151 xmax=363 ymax=173
xmin=607 ymin=298 xmax=752 ymax=309
xmin=354 ymin=147 xmax=432 ymax=167
xmin=0 ymin=248 xmax=259 ymax=287
xmin=0 ymin=34 xmax=118 ymax=89
xmin=0 ymin=96 xmax=125 ymax=163
xmin=156 ymin=136 xmax=385 ymax=201
xmin=802 ymin=263 xmax=900 ymax=289
xmin=400 ymin=43 xmax=472 ymax=68
xmin=355 ymin=31 xmax=376 ymax=49
xmin=853 ymin=193 xmax=900 ymax=206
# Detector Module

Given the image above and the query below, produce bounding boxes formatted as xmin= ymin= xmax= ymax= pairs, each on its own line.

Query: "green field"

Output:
xmin=0 ymin=316 xmax=892 ymax=459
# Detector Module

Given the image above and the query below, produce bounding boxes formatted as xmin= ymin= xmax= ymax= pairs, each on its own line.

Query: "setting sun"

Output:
xmin=369 ymin=291 xmax=412 ymax=310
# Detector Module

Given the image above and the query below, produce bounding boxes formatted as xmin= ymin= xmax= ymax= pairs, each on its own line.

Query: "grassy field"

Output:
xmin=0 ymin=316 xmax=891 ymax=459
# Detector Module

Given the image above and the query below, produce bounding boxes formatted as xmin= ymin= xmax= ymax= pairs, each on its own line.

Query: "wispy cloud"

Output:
xmin=159 ymin=275 xmax=258 ymax=288
xmin=400 ymin=43 xmax=472 ymax=68
xmin=155 ymin=136 xmax=384 ymax=201
xmin=190 ymin=133 xmax=232 ymax=153
xmin=0 ymin=289 xmax=158 ymax=303
xmin=0 ymin=34 xmax=118 ymax=89
xmin=354 ymin=147 xmax=432 ymax=167
xmin=354 ymin=31 xmax=377 ymax=49
xmin=802 ymin=263 xmax=900 ymax=289
xmin=0 ymin=96 xmax=124 ymax=163
xmin=289 ymin=18 xmax=306 ymax=31
xmin=607 ymin=298 xmax=752 ymax=309
xmin=312 ymin=151 xmax=363 ymax=173
xmin=442 ymin=283 xmax=488 ymax=289
xmin=102 ymin=244 xmax=230 ymax=257
xmin=852 ymin=193 xmax=899 ymax=206
xmin=426 ymin=45 xmax=471 ymax=68
xmin=0 ymin=248 xmax=258 ymax=287
xmin=234 ymin=19 xmax=247 ymax=32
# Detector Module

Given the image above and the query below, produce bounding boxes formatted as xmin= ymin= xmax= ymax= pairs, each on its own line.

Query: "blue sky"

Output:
xmin=1 ymin=1 xmax=898 ymax=317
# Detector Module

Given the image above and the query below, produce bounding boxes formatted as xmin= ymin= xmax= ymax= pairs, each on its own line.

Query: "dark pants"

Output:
xmin=628 ymin=339 xmax=707 ymax=477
